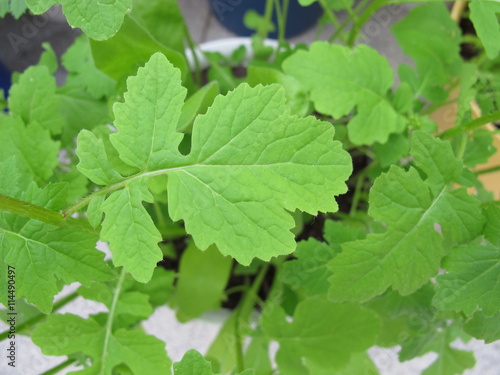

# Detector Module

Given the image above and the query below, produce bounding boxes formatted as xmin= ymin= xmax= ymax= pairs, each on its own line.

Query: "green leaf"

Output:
xmin=280 ymin=221 xmax=364 ymax=296
xmin=131 ymin=0 xmax=187 ymax=53
xmin=168 ymin=83 xmax=351 ymax=265
xmin=462 ymin=129 xmax=497 ymax=168
xmin=402 ymin=325 xmax=476 ymax=375
xmin=0 ymin=0 xmax=28 ymax=18
xmin=0 ymin=159 xmax=113 ymax=313
xmin=484 ymin=205 xmax=500 ymax=246
xmin=0 ymin=114 xmax=59 ymax=182
xmin=32 ymin=313 xmax=171 ymax=375
xmin=110 ymin=53 xmax=186 ymax=171
xmin=39 ymin=42 xmax=59 ymax=74
xmin=128 ymin=267 xmax=175 ymax=307
xmin=456 ymin=63 xmax=478 ymax=126
xmin=329 ymin=132 xmax=484 ymax=302
xmin=62 ymin=35 xmax=115 ymax=99
xmin=78 ymin=282 xmax=152 ymax=321
xmin=77 ymin=129 xmax=123 ymax=186
xmin=470 ymin=0 xmax=500 ymax=59
xmin=171 ymin=243 xmax=232 ymax=322
xmin=78 ymin=52 xmax=351 ymax=277
xmin=422 ymin=333 xmax=476 ymax=375
xmin=178 ymin=82 xmax=219 ymax=133
xmin=372 ymin=133 xmax=410 ymax=168
xmin=100 ymin=180 xmax=162 ymax=283
xmin=244 ymin=337 xmax=273 ymax=375
xmin=26 ymin=0 xmax=132 ymax=40
xmin=90 ymin=14 xmax=189 ymax=85
xmin=174 ymin=350 xmax=213 ymax=375
xmin=329 ymin=352 xmax=378 ymax=375
xmin=392 ymin=3 xmax=462 ymax=102
xmin=434 ymin=242 xmax=500 ymax=316
xmin=247 ymin=64 xmax=309 ymax=116
xmin=261 ymin=297 xmax=380 ymax=374
xmin=464 ymin=311 xmax=500 ymax=344
xmin=56 ymin=84 xmax=113 ymax=147
xmin=8 ymin=65 xmax=64 ymax=135
xmin=281 ymin=239 xmax=336 ymax=296
xmin=283 ymin=42 xmax=403 ymax=145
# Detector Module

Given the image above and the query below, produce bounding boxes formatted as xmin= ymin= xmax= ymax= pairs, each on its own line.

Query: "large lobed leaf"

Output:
xmin=328 ymin=132 xmax=484 ymax=302
xmin=77 ymin=52 xmax=352 ymax=282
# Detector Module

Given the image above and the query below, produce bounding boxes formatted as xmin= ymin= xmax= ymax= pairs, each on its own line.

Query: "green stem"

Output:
xmin=0 ymin=194 xmax=65 ymax=226
xmin=275 ymin=0 xmax=289 ymax=43
xmin=40 ymin=359 xmax=77 ymax=375
xmin=0 ymin=292 xmax=78 ymax=341
xmin=349 ymin=162 xmax=377 ymax=216
xmin=233 ymin=263 xmax=270 ymax=373
xmin=439 ymin=110 xmax=500 ymax=139
xmin=328 ymin=0 xmax=369 ymax=42
xmin=476 ymin=165 xmax=500 ymax=175
xmin=318 ymin=0 xmax=341 ymax=29
xmin=64 ymin=162 xmax=289 ymax=218
xmin=456 ymin=132 xmax=468 ymax=160
xmin=340 ymin=0 xmax=358 ymax=22
xmin=260 ymin=0 xmax=274 ymax=39
xmin=100 ymin=268 xmax=126 ymax=375
xmin=226 ymin=285 xmax=249 ymax=296
xmin=0 ymin=194 xmax=94 ymax=232
xmin=347 ymin=0 xmax=385 ymax=47
xmin=184 ymin=24 xmax=201 ymax=88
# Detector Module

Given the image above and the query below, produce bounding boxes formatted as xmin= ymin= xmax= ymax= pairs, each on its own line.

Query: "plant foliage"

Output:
xmin=0 ymin=0 xmax=499 ymax=374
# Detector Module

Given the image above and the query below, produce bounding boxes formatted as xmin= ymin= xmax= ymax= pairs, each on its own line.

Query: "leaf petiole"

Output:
xmin=0 ymin=194 xmax=94 ymax=232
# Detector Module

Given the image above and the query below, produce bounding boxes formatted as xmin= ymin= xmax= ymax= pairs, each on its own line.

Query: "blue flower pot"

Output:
xmin=208 ymin=0 xmax=323 ymax=38
xmin=0 ymin=63 xmax=11 ymax=96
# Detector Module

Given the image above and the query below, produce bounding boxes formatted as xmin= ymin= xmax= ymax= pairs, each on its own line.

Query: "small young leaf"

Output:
xmin=0 ymin=115 xmax=59 ymax=182
xmin=174 ymin=350 xmax=213 ymax=375
xmin=261 ymin=297 xmax=380 ymax=374
xmin=283 ymin=42 xmax=403 ymax=145
xmin=8 ymin=65 xmax=64 ymax=135
xmin=62 ymin=35 xmax=115 ymax=99
xmin=392 ymin=3 xmax=462 ymax=102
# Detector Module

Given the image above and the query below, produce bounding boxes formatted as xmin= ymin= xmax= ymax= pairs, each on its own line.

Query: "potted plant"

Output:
xmin=0 ymin=0 xmax=499 ymax=374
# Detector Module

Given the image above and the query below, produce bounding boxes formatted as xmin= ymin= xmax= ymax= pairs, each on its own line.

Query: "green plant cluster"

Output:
xmin=0 ymin=0 xmax=500 ymax=374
